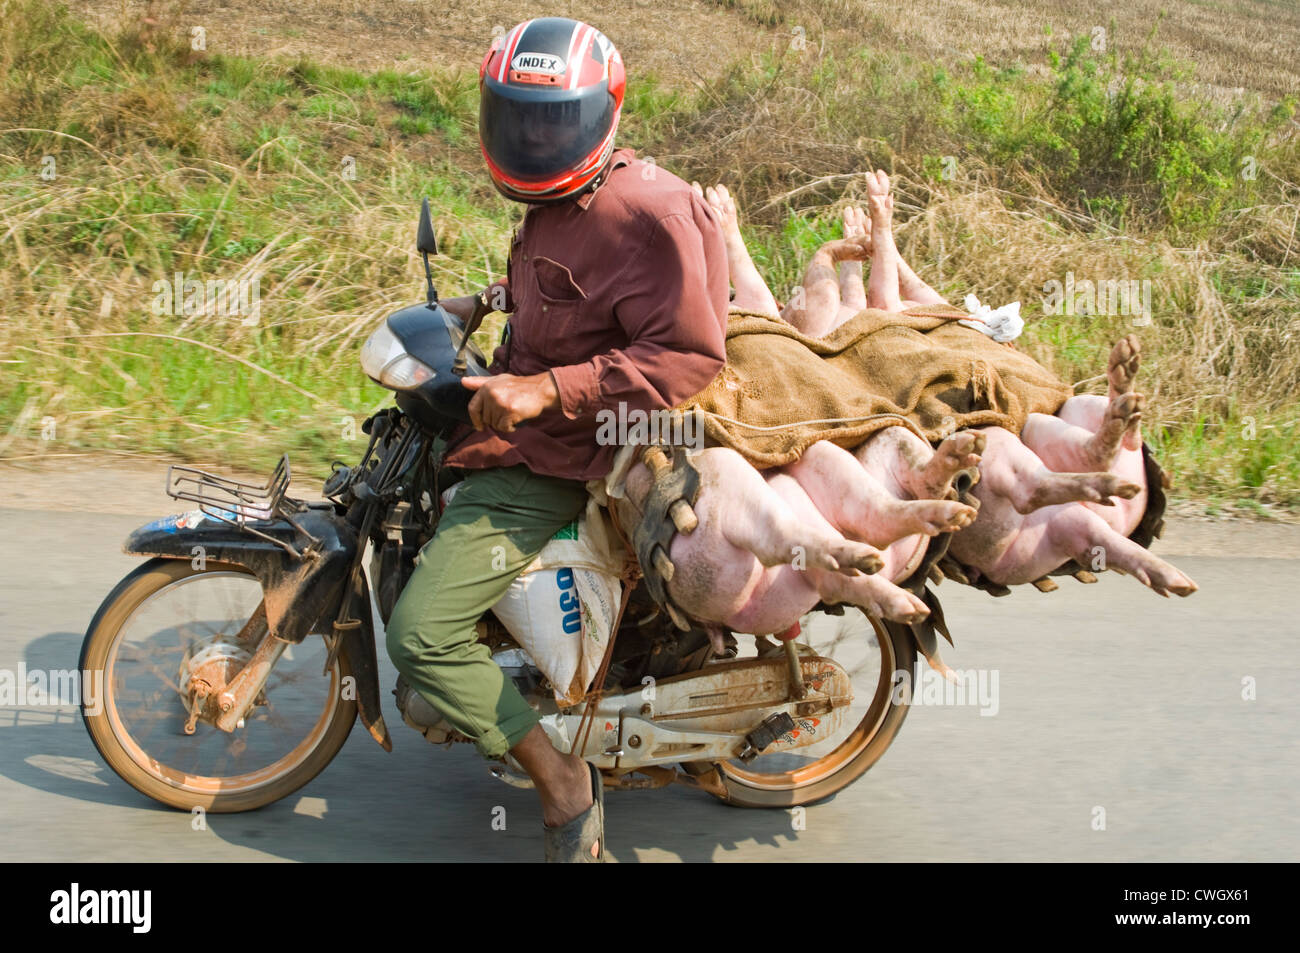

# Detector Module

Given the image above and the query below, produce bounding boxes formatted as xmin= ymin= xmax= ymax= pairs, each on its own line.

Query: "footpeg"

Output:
xmin=737 ymin=712 xmax=796 ymax=763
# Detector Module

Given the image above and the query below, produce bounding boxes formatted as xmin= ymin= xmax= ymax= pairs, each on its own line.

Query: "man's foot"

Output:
xmin=543 ymin=760 xmax=605 ymax=862
xmin=510 ymin=724 xmax=601 ymax=860
xmin=542 ymin=751 xmax=595 ymax=829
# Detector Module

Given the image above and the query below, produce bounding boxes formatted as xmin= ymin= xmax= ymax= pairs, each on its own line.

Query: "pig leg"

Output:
xmin=755 ymin=472 xmax=930 ymax=623
xmin=1044 ymin=506 xmax=1197 ymax=597
xmin=897 ymin=254 xmax=948 ymax=309
xmin=696 ymin=449 xmax=885 ymax=575
xmin=785 ymin=440 xmax=977 ymax=551
xmin=695 ymin=182 xmax=781 ymax=318
xmin=970 ymin=427 xmax=1141 ymax=513
xmin=953 ymin=497 xmax=1197 ymax=597
xmin=831 ymin=204 xmax=939 ymax=328
xmin=856 ymin=427 xmax=985 ymax=500
xmin=948 ymin=430 xmax=1195 ymax=596
xmin=620 ymin=453 xmax=925 ymax=632
xmin=865 ymin=170 xmax=903 ymax=313
xmin=706 ymin=550 xmax=928 ymax=635
xmin=1022 ymin=393 xmax=1145 ymax=475
xmin=1021 ymin=336 xmax=1149 ymax=536
xmin=812 ymin=564 xmax=931 ymax=624
xmin=844 ymin=200 xmax=948 ymax=312
xmin=668 ymin=469 xmax=925 ymax=633
xmin=780 ymin=235 xmax=871 ymax=337
xmin=1059 ymin=334 xmax=1143 ymax=450
xmin=837 ymin=205 xmax=869 ymax=322
xmin=1024 ymin=335 xmax=1146 ymax=472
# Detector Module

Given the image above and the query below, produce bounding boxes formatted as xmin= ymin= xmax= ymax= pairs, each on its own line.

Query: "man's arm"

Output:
xmin=549 ymin=209 xmax=729 ymax=420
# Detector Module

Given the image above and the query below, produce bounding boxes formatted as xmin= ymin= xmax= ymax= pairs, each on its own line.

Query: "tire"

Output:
xmin=686 ymin=613 xmax=915 ymax=808
xmin=80 ymin=557 xmax=357 ymax=813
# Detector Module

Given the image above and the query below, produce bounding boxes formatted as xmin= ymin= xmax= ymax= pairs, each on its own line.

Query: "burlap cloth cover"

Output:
xmin=676 ymin=306 xmax=1074 ymax=465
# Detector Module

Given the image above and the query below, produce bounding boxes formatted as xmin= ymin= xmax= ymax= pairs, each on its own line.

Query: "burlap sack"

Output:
xmin=678 ymin=306 xmax=1074 ymax=467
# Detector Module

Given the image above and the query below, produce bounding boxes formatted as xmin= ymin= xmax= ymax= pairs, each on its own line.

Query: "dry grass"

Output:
xmin=721 ymin=0 xmax=1300 ymax=102
xmin=4 ymin=0 xmax=1299 ymax=506
xmin=64 ymin=0 xmax=774 ymax=85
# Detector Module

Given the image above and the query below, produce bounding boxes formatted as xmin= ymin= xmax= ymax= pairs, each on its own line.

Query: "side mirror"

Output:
xmin=417 ymin=197 xmax=438 ymax=255
xmin=417 ymin=197 xmax=438 ymax=305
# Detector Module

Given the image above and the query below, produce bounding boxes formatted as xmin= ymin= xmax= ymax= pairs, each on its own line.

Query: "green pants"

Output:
xmin=385 ymin=464 xmax=590 ymax=759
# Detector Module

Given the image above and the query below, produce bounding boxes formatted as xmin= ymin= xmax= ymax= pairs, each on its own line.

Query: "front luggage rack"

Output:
xmin=165 ymin=454 xmax=320 ymax=558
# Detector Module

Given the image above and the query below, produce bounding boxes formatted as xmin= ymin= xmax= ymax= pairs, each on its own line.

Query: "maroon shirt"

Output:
xmin=442 ymin=148 xmax=729 ymax=481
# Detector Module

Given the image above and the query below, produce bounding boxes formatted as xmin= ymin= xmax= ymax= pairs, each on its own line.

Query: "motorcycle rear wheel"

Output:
xmin=80 ymin=557 xmax=357 ymax=813
xmin=687 ymin=611 xmax=914 ymax=808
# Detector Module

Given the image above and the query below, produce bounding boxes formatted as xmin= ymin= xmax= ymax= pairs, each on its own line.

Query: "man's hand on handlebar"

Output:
xmin=461 ymin=371 xmax=560 ymax=433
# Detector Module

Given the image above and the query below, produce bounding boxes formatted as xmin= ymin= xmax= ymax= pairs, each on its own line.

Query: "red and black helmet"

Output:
xmin=478 ymin=17 xmax=626 ymax=204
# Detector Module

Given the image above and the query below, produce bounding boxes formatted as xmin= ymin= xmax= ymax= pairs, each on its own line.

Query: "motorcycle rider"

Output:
xmin=384 ymin=17 xmax=730 ymax=861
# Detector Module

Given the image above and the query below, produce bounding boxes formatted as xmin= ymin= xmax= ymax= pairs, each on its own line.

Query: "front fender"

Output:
xmin=124 ymin=506 xmax=354 ymax=646
xmin=124 ymin=506 xmax=392 ymax=749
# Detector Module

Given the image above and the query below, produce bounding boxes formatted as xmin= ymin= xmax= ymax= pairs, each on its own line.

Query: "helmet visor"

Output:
xmin=480 ymin=81 xmax=614 ymax=182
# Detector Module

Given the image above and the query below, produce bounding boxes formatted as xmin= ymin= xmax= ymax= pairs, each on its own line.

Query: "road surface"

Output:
xmin=1 ymin=465 xmax=1296 ymax=862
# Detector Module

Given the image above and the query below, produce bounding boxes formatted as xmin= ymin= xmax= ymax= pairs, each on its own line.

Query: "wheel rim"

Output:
xmin=718 ymin=611 xmax=901 ymax=792
xmin=101 ymin=569 xmax=342 ymax=797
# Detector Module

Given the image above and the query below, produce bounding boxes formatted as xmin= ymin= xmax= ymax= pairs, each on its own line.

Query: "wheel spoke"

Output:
xmin=93 ymin=566 xmax=348 ymax=799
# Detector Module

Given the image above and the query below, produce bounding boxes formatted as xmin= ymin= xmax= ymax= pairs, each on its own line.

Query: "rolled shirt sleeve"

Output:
xmin=549 ymin=210 xmax=728 ymax=420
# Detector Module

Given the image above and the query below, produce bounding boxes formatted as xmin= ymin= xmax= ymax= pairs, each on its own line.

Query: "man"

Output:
xmin=384 ymin=17 xmax=730 ymax=862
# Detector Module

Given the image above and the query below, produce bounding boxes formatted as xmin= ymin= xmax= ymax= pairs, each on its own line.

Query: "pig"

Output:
xmin=950 ymin=335 xmax=1196 ymax=597
xmin=613 ymin=428 xmax=981 ymax=636
xmin=670 ymin=177 xmax=1196 ymax=605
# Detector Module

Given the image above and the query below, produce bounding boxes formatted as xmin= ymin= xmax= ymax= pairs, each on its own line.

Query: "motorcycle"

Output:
xmin=78 ymin=201 xmax=923 ymax=814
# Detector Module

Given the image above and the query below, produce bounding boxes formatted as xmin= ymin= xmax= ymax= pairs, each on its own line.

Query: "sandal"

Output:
xmin=544 ymin=761 xmax=605 ymax=863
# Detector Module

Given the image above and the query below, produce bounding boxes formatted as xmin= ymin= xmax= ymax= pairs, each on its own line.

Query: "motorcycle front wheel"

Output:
xmin=80 ymin=557 xmax=357 ymax=813
xmin=686 ymin=610 xmax=915 ymax=808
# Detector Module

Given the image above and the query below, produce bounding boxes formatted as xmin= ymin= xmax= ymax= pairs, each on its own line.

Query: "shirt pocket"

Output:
xmin=528 ymin=256 xmax=587 ymax=362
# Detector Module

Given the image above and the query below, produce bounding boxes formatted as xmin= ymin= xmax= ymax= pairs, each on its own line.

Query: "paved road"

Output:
xmin=2 ymin=504 xmax=1297 ymax=862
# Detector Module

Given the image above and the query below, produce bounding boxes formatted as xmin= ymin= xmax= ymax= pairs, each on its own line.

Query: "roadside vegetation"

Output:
xmin=2 ymin=0 xmax=1297 ymax=510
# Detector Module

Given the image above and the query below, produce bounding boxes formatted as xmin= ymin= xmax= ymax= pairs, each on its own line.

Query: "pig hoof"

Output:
xmin=1021 ymin=472 xmax=1140 ymax=512
xmin=835 ymin=543 xmax=884 ymax=575
xmin=824 ymin=236 xmax=872 ymax=262
xmin=808 ymin=542 xmax=883 ymax=576
xmin=1083 ymin=393 xmax=1145 ymax=469
xmin=1147 ymin=564 xmax=1198 ymax=598
xmin=842 ymin=204 xmax=870 ymax=239
xmin=1108 ymin=334 xmax=1141 ymax=399
xmin=873 ymin=589 xmax=929 ymax=623
xmin=904 ymin=499 xmax=979 ymax=536
xmin=916 ymin=431 xmax=985 ymax=498
xmin=1084 ymin=474 xmax=1143 ymax=505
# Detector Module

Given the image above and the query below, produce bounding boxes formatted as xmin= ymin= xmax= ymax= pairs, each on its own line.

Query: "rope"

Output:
xmin=691 ymin=409 xmax=915 ymax=432
xmin=570 ymin=500 xmax=642 ymax=759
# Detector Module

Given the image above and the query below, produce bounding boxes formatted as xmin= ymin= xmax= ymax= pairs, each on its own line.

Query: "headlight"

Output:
xmin=360 ymin=322 xmax=435 ymax=390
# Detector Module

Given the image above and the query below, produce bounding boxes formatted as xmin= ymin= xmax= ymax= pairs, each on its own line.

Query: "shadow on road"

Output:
xmin=5 ymin=630 xmax=822 ymax=862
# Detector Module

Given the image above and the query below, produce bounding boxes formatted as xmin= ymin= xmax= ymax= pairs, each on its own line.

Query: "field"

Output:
xmin=2 ymin=0 xmax=1298 ymax=512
